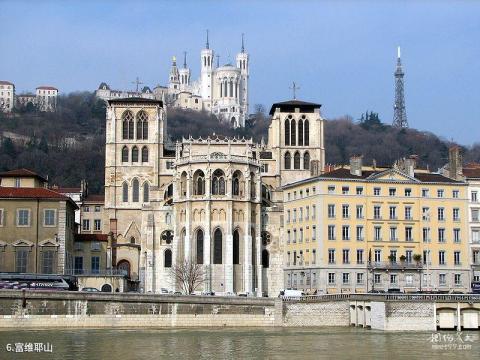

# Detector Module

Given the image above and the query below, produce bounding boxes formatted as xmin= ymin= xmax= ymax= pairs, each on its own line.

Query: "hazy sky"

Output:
xmin=1 ymin=0 xmax=479 ymax=144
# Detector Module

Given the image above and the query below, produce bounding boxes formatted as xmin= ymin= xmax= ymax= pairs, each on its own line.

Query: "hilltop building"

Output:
xmin=96 ymin=33 xmax=249 ymax=127
xmin=0 ymin=81 xmax=15 ymax=112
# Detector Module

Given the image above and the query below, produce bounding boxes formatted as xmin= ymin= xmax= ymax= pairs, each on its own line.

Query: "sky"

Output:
xmin=1 ymin=0 xmax=479 ymax=144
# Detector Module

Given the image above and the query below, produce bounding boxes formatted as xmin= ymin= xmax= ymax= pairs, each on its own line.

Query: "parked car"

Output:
xmin=173 ymin=291 xmax=182 ymax=295
xmin=201 ymin=291 xmax=215 ymax=296
xmin=278 ymin=289 xmax=304 ymax=297
xmin=160 ymin=288 xmax=169 ymax=294
xmin=81 ymin=287 xmax=100 ymax=292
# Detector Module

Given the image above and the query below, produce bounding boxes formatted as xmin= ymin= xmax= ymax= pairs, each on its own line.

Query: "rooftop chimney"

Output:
xmin=404 ymin=155 xmax=417 ymax=177
xmin=448 ymin=146 xmax=463 ymax=180
xmin=350 ymin=156 xmax=363 ymax=176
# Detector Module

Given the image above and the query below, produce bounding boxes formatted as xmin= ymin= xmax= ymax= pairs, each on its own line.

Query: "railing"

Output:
xmin=281 ymin=293 xmax=480 ymax=303
xmin=175 ymin=154 xmax=260 ymax=166
xmin=367 ymin=261 xmax=422 ymax=270
xmin=64 ymin=269 xmax=128 ymax=276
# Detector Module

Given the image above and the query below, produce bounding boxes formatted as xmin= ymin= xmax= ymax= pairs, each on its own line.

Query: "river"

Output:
xmin=0 ymin=328 xmax=477 ymax=359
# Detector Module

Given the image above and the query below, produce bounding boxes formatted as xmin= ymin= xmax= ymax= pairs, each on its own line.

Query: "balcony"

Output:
xmin=367 ymin=261 xmax=422 ymax=270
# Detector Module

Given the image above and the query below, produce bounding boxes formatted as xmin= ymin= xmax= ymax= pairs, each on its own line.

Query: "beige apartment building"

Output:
xmin=283 ymin=156 xmax=471 ymax=294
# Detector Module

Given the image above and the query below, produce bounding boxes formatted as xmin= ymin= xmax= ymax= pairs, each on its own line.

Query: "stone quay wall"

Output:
xmin=0 ymin=290 xmax=280 ymax=329
xmin=1 ymin=291 xmax=479 ymax=330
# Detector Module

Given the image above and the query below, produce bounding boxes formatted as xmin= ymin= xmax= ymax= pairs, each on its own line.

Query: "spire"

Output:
xmin=241 ymin=33 xmax=245 ymax=53
xmin=183 ymin=51 xmax=187 ymax=69
xmin=392 ymin=46 xmax=408 ymax=128
xmin=206 ymin=29 xmax=209 ymax=49
xmin=172 ymin=56 xmax=177 ymax=66
xmin=216 ymin=54 xmax=220 ymax=68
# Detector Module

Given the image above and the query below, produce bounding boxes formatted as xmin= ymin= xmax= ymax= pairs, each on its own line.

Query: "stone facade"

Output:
xmin=103 ymin=97 xmax=325 ymax=296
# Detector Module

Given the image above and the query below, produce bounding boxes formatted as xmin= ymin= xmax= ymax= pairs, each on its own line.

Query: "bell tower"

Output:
xmin=200 ymin=30 xmax=214 ymax=105
xmin=267 ymin=99 xmax=325 ymax=185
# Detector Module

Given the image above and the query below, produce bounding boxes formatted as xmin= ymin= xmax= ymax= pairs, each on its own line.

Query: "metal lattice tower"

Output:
xmin=392 ymin=46 xmax=408 ymax=128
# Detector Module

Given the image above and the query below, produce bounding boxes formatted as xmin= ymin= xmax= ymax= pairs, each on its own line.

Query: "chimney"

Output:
xmin=350 ymin=156 xmax=363 ymax=176
xmin=404 ymin=155 xmax=417 ymax=177
xmin=372 ymin=159 xmax=377 ymax=170
xmin=448 ymin=146 xmax=463 ymax=180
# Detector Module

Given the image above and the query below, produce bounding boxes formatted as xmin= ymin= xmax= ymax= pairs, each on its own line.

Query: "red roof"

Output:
xmin=0 ymin=168 xmax=47 ymax=182
xmin=0 ymin=187 xmax=77 ymax=204
xmin=84 ymin=194 xmax=105 ymax=203
xmin=463 ymin=168 xmax=480 ymax=178
xmin=36 ymin=86 xmax=58 ymax=91
xmin=75 ymin=233 xmax=108 ymax=242
xmin=0 ymin=80 xmax=14 ymax=86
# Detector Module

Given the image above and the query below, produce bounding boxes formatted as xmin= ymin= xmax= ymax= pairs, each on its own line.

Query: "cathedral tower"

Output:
xmin=200 ymin=30 xmax=214 ymax=107
xmin=236 ymin=34 xmax=249 ymax=124
xmin=178 ymin=51 xmax=191 ymax=92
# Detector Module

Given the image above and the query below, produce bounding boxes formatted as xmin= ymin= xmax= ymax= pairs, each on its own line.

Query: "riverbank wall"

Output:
xmin=0 ymin=291 xmax=479 ymax=331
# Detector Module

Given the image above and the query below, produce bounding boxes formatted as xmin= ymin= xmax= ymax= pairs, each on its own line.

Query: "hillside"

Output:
xmin=0 ymin=92 xmax=478 ymax=193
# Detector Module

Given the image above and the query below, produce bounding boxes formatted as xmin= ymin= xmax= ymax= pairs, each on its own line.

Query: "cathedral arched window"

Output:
xmin=232 ymin=171 xmax=242 ymax=196
xmin=141 ymin=146 xmax=149 ymax=162
xmin=233 ymin=229 xmax=240 ymax=265
xmin=304 ymin=119 xmax=310 ymax=146
xmin=180 ymin=172 xmax=187 ymax=198
xmin=196 ymin=229 xmax=204 ymax=265
xmin=291 ymin=119 xmax=296 ymax=146
xmin=122 ymin=182 xmax=128 ymax=202
xmin=284 ymin=118 xmax=290 ymax=146
xmin=212 ymin=169 xmax=225 ymax=195
xmin=143 ymin=182 xmax=149 ymax=203
xmin=229 ymin=80 xmax=233 ymax=97
xmin=121 ymin=146 xmax=129 ymax=163
xmin=298 ymin=119 xmax=304 ymax=146
xmin=294 ymin=151 xmax=301 ymax=169
xmin=131 ymin=146 xmax=139 ymax=162
xmin=284 ymin=152 xmax=291 ymax=170
xmin=213 ymin=228 xmax=222 ymax=264
xmin=122 ymin=110 xmax=134 ymax=140
xmin=164 ymin=249 xmax=172 ymax=268
xmin=262 ymin=249 xmax=269 ymax=268
xmin=132 ymin=178 xmax=139 ymax=202
xmin=250 ymin=172 xmax=256 ymax=199
xmin=303 ymin=151 xmax=310 ymax=170
xmin=137 ymin=111 xmax=148 ymax=140
xmin=194 ymin=170 xmax=205 ymax=195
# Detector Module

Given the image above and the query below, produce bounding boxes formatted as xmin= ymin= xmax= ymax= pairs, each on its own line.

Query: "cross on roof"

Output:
xmin=131 ymin=77 xmax=143 ymax=92
xmin=289 ymin=81 xmax=300 ymax=100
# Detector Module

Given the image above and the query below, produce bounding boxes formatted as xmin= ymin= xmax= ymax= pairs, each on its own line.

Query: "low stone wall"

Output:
xmin=283 ymin=301 xmax=350 ymax=327
xmin=1 ymin=291 xmax=478 ymax=330
xmin=0 ymin=290 xmax=278 ymax=329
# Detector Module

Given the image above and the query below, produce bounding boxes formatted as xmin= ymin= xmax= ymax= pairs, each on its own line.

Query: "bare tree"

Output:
xmin=169 ymin=260 xmax=205 ymax=294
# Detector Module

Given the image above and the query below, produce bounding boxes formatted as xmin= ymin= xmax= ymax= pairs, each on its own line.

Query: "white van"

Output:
xmin=279 ymin=289 xmax=304 ymax=298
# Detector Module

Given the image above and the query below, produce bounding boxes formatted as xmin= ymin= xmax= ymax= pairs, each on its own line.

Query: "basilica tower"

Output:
xmin=200 ymin=30 xmax=214 ymax=109
xmin=236 ymin=34 xmax=249 ymax=125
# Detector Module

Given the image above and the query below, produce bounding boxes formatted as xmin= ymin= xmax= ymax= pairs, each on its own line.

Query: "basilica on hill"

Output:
xmin=97 ymin=32 xmax=250 ymax=128
xmin=103 ymin=96 xmax=325 ymax=295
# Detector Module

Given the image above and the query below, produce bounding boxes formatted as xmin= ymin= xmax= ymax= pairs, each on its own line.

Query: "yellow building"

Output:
xmin=0 ymin=169 xmax=77 ymax=275
xmin=283 ymin=156 xmax=471 ymax=294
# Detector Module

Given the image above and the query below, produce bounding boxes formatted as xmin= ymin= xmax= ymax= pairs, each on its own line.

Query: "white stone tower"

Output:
xmin=168 ymin=56 xmax=180 ymax=93
xmin=236 ymin=34 xmax=249 ymax=124
xmin=178 ymin=51 xmax=191 ymax=92
xmin=200 ymin=30 xmax=214 ymax=106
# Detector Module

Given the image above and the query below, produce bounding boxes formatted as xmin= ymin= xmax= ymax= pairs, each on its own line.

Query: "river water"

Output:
xmin=0 ymin=327 xmax=477 ymax=359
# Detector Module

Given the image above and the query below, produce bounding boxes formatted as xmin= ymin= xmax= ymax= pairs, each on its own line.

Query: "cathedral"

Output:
xmin=103 ymin=96 xmax=325 ymax=296
xmin=97 ymin=33 xmax=249 ymax=128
